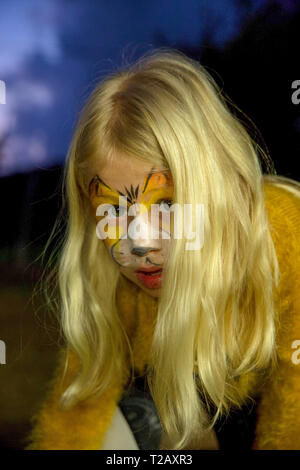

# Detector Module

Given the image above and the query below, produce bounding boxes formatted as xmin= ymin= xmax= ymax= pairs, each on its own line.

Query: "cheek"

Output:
xmin=118 ymin=267 xmax=139 ymax=289
xmin=161 ymin=211 xmax=174 ymax=235
xmin=102 ymin=231 xmax=134 ymax=269
xmin=96 ymin=215 xmax=127 ymax=244
xmin=154 ymin=210 xmax=174 ymax=241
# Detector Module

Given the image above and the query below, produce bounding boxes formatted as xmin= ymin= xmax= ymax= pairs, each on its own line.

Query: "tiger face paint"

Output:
xmin=88 ymin=156 xmax=174 ymax=297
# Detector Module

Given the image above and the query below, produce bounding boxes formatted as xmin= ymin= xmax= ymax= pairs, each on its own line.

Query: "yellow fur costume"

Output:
xmin=24 ymin=182 xmax=300 ymax=450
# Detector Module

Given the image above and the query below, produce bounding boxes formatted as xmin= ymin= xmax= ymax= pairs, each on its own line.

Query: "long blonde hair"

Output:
xmin=38 ymin=47 xmax=300 ymax=449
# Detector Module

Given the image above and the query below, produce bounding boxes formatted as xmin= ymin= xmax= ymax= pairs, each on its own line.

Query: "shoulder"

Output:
xmin=252 ymin=181 xmax=300 ymax=449
xmin=264 ymin=179 xmax=300 ymax=236
xmin=263 ymin=179 xmax=300 ymax=268
xmin=263 ymin=179 xmax=300 ymax=358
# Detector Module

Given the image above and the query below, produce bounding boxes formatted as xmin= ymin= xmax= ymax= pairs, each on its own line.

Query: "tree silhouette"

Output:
xmin=178 ymin=1 xmax=300 ymax=180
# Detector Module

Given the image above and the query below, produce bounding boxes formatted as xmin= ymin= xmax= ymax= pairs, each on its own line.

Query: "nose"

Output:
xmin=131 ymin=246 xmax=159 ymax=257
xmin=128 ymin=208 xmax=161 ymax=257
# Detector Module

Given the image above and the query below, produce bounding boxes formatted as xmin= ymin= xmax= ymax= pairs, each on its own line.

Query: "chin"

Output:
xmin=141 ymin=286 xmax=161 ymax=298
xmin=132 ymin=279 xmax=161 ymax=298
xmin=120 ymin=270 xmax=161 ymax=298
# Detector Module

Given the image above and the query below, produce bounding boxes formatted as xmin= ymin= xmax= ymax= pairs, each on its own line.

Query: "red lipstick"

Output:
xmin=136 ymin=267 xmax=163 ymax=289
xmin=136 ymin=266 xmax=162 ymax=273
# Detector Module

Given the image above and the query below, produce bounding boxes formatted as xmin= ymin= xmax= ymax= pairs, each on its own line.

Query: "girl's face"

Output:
xmin=88 ymin=154 xmax=174 ymax=298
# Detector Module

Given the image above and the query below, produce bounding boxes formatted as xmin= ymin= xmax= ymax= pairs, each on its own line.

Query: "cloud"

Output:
xmin=0 ymin=0 xmax=63 ymax=176
xmin=0 ymin=133 xmax=47 ymax=176
xmin=0 ymin=77 xmax=54 ymax=176
xmin=0 ymin=0 xmax=62 ymax=76
xmin=8 ymin=80 xmax=54 ymax=109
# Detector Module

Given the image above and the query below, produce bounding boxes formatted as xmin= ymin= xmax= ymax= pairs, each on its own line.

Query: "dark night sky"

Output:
xmin=1 ymin=0 xmax=295 ymax=177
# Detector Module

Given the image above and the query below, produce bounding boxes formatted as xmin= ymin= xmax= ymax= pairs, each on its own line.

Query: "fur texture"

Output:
xmin=24 ymin=182 xmax=300 ymax=450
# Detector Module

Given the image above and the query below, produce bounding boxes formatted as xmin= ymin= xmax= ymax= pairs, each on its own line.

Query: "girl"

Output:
xmin=25 ymin=48 xmax=300 ymax=450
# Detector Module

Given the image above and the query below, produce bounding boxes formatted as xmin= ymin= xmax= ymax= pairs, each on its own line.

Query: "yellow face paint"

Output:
xmin=89 ymin=176 xmax=130 ymax=249
xmin=88 ymin=168 xmax=174 ymax=267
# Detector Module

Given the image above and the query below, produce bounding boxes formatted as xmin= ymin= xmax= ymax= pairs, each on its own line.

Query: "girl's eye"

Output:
xmin=105 ymin=205 xmax=128 ymax=219
xmin=158 ymin=199 xmax=173 ymax=212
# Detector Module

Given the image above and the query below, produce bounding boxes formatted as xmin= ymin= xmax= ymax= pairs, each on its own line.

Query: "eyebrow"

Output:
xmin=88 ymin=167 xmax=172 ymax=202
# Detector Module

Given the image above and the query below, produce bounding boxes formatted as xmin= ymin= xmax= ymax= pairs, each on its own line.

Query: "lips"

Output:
xmin=136 ymin=267 xmax=163 ymax=289
xmin=136 ymin=267 xmax=163 ymax=274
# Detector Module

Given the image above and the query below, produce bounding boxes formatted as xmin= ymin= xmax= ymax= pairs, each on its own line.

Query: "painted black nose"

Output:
xmin=131 ymin=247 xmax=154 ymax=256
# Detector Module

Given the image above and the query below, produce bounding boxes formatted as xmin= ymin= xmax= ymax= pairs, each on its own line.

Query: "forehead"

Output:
xmin=89 ymin=154 xmax=172 ymax=192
